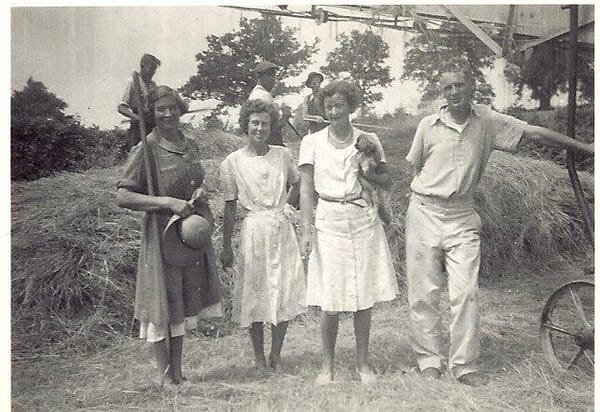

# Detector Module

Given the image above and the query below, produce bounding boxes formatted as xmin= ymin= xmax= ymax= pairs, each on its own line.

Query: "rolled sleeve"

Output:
xmin=488 ymin=111 xmax=528 ymax=153
xmin=406 ymin=119 xmax=426 ymax=169
xmin=219 ymin=156 xmax=238 ymax=201
xmin=117 ymin=144 xmax=147 ymax=194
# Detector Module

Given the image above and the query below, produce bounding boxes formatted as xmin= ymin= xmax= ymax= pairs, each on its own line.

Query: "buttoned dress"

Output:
xmin=405 ymin=104 xmax=527 ymax=377
xmin=118 ymin=131 xmax=221 ymax=342
xmin=220 ymin=146 xmax=306 ymax=327
xmin=299 ymin=126 xmax=399 ymax=312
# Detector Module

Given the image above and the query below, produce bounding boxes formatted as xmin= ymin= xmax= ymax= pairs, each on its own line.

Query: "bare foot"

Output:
xmin=268 ymin=354 xmax=282 ymax=371
xmin=315 ymin=368 xmax=334 ymax=385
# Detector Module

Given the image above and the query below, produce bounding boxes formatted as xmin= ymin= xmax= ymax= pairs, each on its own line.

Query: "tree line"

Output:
xmin=12 ymin=15 xmax=592 ymax=180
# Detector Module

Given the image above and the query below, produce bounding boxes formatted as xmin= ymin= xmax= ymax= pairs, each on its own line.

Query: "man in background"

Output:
xmin=118 ymin=53 xmax=160 ymax=149
xmin=248 ymin=61 xmax=291 ymax=146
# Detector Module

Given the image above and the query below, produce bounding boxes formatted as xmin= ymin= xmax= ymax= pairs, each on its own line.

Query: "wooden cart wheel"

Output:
xmin=540 ymin=280 xmax=594 ymax=375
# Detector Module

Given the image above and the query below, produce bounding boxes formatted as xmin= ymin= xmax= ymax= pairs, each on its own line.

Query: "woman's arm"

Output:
xmin=221 ymin=200 xmax=237 ymax=269
xmin=299 ymin=164 xmax=315 ymax=256
xmin=116 ymin=188 xmax=193 ymax=217
xmin=523 ymin=125 xmax=593 ymax=154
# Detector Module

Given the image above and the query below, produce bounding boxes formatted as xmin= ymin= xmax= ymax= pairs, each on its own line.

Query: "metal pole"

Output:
xmin=564 ymin=5 xmax=594 ymax=244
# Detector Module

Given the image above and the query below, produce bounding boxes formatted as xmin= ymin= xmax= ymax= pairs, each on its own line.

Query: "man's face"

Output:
xmin=259 ymin=69 xmax=277 ymax=92
xmin=440 ymin=71 xmax=473 ymax=112
xmin=308 ymin=77 xmax=322 ymax=93
xmin=140 ymin=62 xmax=157 ymax=81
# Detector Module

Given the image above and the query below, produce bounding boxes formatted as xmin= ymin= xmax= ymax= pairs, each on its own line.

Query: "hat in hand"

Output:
xmin=163 ymin=213 xmax=213 ymax=267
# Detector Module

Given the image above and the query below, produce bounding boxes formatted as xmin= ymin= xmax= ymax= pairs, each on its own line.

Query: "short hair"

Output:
xmin=140 ymin=53 xmax=161 ymax=68
xmin=148 ymin=85 xmax=187 ymax=114
xmin=238 ymin=99 xmax=279 ymax=135
xmin=438 ymin=61 xmax=474 ymax=85
xmin=321 ymin=80 xmax=363 ymax=113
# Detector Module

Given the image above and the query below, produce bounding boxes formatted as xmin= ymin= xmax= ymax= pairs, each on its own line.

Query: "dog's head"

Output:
xmin=355 ymin=134 xmax=378 ymax=156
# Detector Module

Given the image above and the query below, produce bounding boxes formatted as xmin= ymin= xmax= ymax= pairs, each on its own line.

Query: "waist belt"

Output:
xmin=318 ymin=195 xmax=365 ymax=208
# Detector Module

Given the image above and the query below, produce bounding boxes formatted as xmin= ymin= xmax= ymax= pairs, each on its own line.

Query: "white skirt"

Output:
xmin=306 ymin=199 xmax=399 ymax=312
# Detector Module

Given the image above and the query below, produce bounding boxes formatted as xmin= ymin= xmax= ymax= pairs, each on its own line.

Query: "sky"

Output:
xmin=10 ymin=5 xmax=528 ymax=129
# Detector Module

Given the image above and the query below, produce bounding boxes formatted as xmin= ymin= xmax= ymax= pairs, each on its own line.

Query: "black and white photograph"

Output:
xmin=10 ymin=3 xmax=594 ymax=410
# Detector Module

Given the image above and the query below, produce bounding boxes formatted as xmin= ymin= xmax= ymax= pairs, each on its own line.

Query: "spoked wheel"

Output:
xmin=540 ymin=280 xmax=594 ymax=375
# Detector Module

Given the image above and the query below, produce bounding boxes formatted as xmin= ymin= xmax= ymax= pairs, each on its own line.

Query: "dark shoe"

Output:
xmin=457 ymin=372 xmax=489 ymax=386
xmin=421 ymin=367 xmax=442 ymax=379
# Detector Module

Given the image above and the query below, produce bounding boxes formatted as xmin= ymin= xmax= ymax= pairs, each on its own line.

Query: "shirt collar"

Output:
xmin=429 ymin=104 xmax=480 ymax=126
xmin=148 ymin=130 xmax=189 ymax=154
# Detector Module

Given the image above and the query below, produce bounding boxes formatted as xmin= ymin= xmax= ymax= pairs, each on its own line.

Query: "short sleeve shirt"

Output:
xmin=120 ymin=77 xmax=157 ymax=113
xmin=406 ymin=104 xmax=527 ymax=200
xmin=220 ymin=146 xmax=299 ymax=211
xmin=299 ymin=126 xmax=386 ymax=199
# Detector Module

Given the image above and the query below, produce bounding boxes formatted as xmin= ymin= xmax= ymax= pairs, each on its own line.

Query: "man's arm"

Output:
xmin=522 ymin=125 xmax=593 ymax=155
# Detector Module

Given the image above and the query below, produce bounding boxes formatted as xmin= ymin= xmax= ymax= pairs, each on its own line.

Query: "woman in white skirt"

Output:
xmin=299 ymin=81 xmax=398 ymax=384
xmin=221 ymin=100 xmax=306 ymax=370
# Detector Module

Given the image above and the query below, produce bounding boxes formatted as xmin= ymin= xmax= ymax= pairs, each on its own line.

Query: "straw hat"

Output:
xmin=162 ymin=213 xmax=213 ymax=267
xmin=305 ymin=72 xmax=324 ymax=87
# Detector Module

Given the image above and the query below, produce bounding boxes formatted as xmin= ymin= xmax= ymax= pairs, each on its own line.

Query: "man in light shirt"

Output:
xmin=248 ymin=61 xmax=290 ymax=146
xmin=405 ymin=64 xmax=593 ymax=386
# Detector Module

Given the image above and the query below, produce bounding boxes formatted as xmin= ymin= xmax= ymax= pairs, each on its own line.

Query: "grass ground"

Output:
xmin=12 ymin=271 xmax=594 ymax=411
xmin=11 ymin=125 xmax=594 ymax=411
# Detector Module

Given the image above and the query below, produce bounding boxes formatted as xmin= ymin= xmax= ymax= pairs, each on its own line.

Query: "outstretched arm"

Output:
xmin=523 ymin=125 xmax=593 ymax=155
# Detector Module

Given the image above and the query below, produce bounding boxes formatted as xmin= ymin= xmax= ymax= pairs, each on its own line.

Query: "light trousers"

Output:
xmin=405 ymin=193 xmax=482 ymax=378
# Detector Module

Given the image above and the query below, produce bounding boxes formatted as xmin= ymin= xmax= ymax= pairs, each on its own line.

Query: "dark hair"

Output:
xmin=321 ymin=80 xmax=363 ymax=112
xmin=239 ymin=99 xmax=279 ymax=135
xmin=148 ymin=85 xmax=188 ymax=114
xmin=140 ymin=53 xmax=161 ymax=67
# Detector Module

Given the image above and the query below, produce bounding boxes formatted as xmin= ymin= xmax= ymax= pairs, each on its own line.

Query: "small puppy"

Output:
xmin=355 ymin=134 xmax=392 ymax=225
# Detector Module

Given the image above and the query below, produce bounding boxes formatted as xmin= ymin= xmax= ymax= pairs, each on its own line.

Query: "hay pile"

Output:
xmin=11 ymin=128 xmax=244 ymax=357
xmin=11 ymin=123 xmax=592 ymax=357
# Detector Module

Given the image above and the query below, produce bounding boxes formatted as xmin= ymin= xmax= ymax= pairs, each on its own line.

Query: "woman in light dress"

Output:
xmin=299 ymin=81 xmax=399 ymax=384
xmin=220 ymin=99 xmax=306 ymax=369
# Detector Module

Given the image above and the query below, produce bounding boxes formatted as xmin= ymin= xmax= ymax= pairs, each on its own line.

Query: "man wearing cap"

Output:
xmin=248 ymin=61 xmax=290 ymax=146
xmin=118 ymin=53 xmax=161 ymax=150
xmin=300 ymin=72 xmax=327 ymax=134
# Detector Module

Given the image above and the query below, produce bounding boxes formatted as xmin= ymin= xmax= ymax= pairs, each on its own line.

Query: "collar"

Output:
xmin=148 ymin=130 xmax=189 ymax=154
xmin=429 ymin=104 xmax=480 ymax=127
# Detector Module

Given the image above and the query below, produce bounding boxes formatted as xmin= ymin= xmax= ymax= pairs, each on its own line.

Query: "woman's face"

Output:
xmin=247 ymin=112 xmax=271 ymax=144
xmin=154 ymin=95 xmax=181 ymax=133
xmin=323 ymin=92 xmax=351 ymax=123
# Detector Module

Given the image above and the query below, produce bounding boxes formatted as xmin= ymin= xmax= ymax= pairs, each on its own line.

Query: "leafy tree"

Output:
xmin=11 ymin=78 xmax=127 ymax=180
xmin=11 ymin=77 xmax=68 ymax=119
xmin=321 ymin=30 xmax=392 ymax=108
xmin=503 ymin=41 xmax=594 ymax=110
xmin=182 ymin=15 xmax=319 ymax=106
xmin=402 ymin=24 xmax=496 ymax=106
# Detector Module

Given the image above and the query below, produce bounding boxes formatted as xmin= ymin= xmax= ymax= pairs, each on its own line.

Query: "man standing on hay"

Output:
xmin=118 ymin=53 xmax=160 ymax=150
xmin=248 ymin=61 xmax=291 ymax=146
xmin=404 ymin=63 xmax=593 ymax=386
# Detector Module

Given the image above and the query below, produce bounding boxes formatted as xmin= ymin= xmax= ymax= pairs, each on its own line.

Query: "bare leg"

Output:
xmin=269 ymin=321 xmax=289 ymax=369
xmin=354 ymin=308 xmax=372 ymax=372
xmin=169 ymin=335 xmax=184 ymax=384
xmin=153 ymin=339 xmax=170 ymax=382
xmin=354 ymin=308 xmax=376 ymax=383
xmin=249 ymin=322 xmax=267 ymax=368
xmin=320 ymin=311 xmax=338 ymax=375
